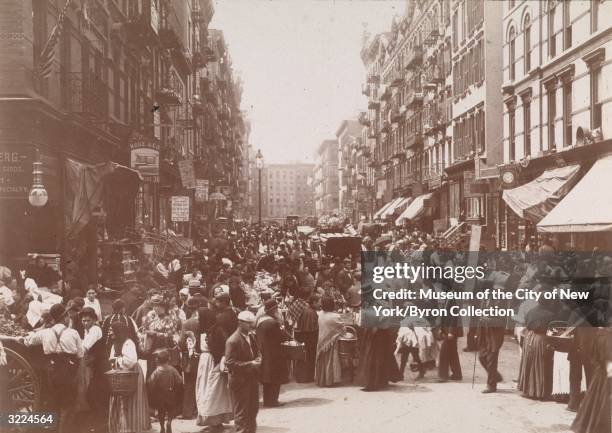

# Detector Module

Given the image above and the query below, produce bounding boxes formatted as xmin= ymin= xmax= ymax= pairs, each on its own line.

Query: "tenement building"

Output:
xmin=499 ymin=0 xmax=612 ymax=250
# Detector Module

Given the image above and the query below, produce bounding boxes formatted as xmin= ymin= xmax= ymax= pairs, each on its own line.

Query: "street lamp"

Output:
xmin=28 ymin=148 xmax=48 ymax=207
xmin=255 ymin=149 xmax=264 ymax=226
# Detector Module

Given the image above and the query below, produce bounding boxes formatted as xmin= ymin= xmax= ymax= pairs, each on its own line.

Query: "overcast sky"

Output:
xmin=210 ymin=0 xmax=405 ymax=164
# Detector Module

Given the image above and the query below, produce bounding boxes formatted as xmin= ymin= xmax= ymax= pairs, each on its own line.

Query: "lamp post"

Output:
xmin=29 ymin=148 xmax=48 ymax=207
xmin=255 ymin=149 xmax=264 ymax=226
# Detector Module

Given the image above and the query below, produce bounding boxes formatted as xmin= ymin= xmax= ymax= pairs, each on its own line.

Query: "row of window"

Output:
xmin=452 ymin=0 xmax=484 ymax=50
xmin=453 ymin=38 xmax=485 ymax=98
xmin=453 ymin=109 xmax=485 ymax=160
xmin=507 ymin=66 xmax=602 ymax=160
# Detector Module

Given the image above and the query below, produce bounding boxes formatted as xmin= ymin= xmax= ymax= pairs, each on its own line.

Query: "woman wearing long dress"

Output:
xmin=108 ymin=321 xmax=151 ymax=433
xmin=356 ymin=307 xmax=402 ymax=391
xmin=195 ymin=307 xmax=233 ymax=429
xmin=571 ymin=327 xmax=611 ymax=433
xmin=517 ymin=301 xmax=555 ymax=400
xmin=315 ymin=296 xmax=344 ymax=387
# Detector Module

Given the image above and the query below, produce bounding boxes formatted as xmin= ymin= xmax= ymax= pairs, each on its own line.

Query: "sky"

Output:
xmin=210 ymin=0 xmax=405 ymax=164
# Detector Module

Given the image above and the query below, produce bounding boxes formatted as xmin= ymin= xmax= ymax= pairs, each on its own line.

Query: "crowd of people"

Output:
xmin=0 ymin=223 xmax=610 ymax=433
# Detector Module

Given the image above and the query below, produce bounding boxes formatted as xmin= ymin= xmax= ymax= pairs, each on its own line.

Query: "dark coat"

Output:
xmin=255 ymin=316 xmax=291 ymax=384
xmin=439 ymin=298 xmax=464 ymax=338
xmin=225 ymin=329 xmax=260 ymax=384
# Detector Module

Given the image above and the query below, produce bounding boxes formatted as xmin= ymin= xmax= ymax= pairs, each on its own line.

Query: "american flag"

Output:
xmin=37 ymin=0 xmax=72 ymax=80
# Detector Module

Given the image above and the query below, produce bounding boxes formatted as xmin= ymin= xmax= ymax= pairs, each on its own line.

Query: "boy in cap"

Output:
xmin=147 ymin=349 xmax=183 ymax=433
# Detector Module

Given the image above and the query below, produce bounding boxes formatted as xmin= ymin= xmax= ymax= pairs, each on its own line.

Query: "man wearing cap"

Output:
xmin=24 ymin=303 xmax=83 ymax=433
xmin=256 ymin=299 xmax=292 ymax=407
xmin=225 ymin=310 xmax=260 ymax=433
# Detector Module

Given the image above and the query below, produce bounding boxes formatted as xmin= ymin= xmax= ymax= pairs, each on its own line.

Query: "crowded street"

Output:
xmin=1 ymin=1 xmax=611 ymax=433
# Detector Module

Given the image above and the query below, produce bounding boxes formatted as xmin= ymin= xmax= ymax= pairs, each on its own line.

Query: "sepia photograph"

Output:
xmin=0 ymin=0 xmax=611 ymax=432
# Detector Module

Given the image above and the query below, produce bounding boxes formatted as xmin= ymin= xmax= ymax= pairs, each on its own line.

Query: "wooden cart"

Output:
xmin=0 ymin=336 xmax=45 ymax=414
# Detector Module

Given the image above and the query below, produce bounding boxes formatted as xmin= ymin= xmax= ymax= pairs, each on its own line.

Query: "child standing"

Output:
xmin=147 ymin=349 xmax=183 ymax=433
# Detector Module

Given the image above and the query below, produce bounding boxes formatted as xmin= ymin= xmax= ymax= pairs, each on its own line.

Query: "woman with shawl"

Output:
xmin=517 ymin=292 xmax=556 ymax=400
xmin=315 ymin=296 xmax=344 ymax=387
xmin=108 ymin=321 xmax=151 ymax=433
xmin=195 ymin=307 xmax=233 ymax=429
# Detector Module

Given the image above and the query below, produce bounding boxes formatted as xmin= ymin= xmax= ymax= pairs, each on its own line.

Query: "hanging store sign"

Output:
xmin=195 ymin=179 xmax=209 ymax=202
xmin=171 ymin=195 xmax=190 ymax=222
xmin=0 ymin=144 xmax=33 ymax=199
xmin=178 ymin=160 xmax=196 ymax=189
xmin=129 ymin=131 xmax=160 ymax=183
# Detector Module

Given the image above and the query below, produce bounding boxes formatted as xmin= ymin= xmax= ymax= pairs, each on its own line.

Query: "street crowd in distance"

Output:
xmin=0 ymin=223 xmax=610 ymax=433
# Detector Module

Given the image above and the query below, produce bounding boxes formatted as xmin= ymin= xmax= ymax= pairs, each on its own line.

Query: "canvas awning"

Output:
xmin=501 ymin=164 xmax=580 ymax=223
xmin=538 ymin=155 xmax=612 ymax=232
xmin=380 ymin=197 xmax=411 ymax=219
xmin=373 ymin=198 xmax=400 ymax=220
xmin=395 ymin=193 xmax=433 ymax=225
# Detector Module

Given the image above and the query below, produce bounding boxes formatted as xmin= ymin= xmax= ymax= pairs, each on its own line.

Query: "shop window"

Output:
xmin=465 ymin=196 xmax=485 ymax=220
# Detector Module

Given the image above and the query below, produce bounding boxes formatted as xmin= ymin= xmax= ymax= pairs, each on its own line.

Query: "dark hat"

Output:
xmin=49 ymin=303 xmax=67 ymax=323
xmin=79 ymin=307 xmax=97 ymax=320
xmin=264 ymin=299 xmax=278 ymax=314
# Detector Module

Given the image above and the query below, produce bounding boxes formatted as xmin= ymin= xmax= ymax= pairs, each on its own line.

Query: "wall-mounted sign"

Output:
xmin=171 ymin=196 xmax=190 ymax=222
xmin=129 ymin=131 xmax=160 ymax=183
xmin=0 ymin=145 xmax=33 ymax=199
xmin=178 ymin=160 xmax=196 ymax=189
xmin=195 ymin=179 xmax=209 ymax=202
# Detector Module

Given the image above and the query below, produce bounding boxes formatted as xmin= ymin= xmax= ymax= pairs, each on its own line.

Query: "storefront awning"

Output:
xmin=373 ymin=198 xmax=400 ymax=220
xmin=502 ymin=164 xmax=580 ymax=223
xmin=380 ymin=197 xmax=411 ymax=219
xmin=395 ymin=193 xmax=433 ymax=225
xmin=538 ymin=155 xmax=612 ymax=232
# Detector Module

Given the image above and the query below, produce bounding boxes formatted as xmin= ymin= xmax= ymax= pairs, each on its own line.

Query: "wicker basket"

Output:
xmin=281 ymin=341 xmax=306 ymax=361
xmin=105 ymin=369 xmax=139 ymax=396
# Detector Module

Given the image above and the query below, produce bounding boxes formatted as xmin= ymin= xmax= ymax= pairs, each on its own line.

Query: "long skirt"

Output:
xmin=571 ymin=366 xmax=611 ymax=433
xmin=195 ymin=352 xmax=233 ymax=427
xmin=294 ymin=330 xmax=317 ymax=383
xmin=74 ymin=357 xmax=92 ymax=413
xmin=518 ymin=331 xmax=553 ymax=400
xmin=315 ymin=342 xmax=342 ymax=387
xmin=108 ymin=364 xmax=151 ymax=433
xmin=356 ymin=328 xmax=402 ymax=390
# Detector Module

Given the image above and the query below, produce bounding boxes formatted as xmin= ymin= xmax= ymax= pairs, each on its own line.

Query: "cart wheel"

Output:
xmin=2 ymin=347 xmax=41 ymax=413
